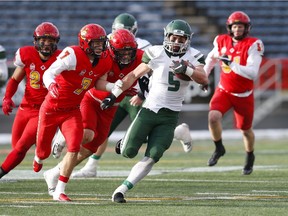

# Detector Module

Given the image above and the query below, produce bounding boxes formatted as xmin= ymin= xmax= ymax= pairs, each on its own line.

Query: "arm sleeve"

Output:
xmin=230 ymin=40 xmax=264 ymax=80
xmin=203 ymin=37 xmax=219 ymax=76
xmin=43 ymin=47 xmax=76 ymax=88
xmin=4 ymin=77 xmax=19 ymax=98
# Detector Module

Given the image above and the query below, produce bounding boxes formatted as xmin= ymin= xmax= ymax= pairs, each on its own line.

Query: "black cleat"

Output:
xmin=112 ymin=192 xmax=126 ymax=203
xmin=0 ymin=167 xmax=8 ymax=179
xmin=115 ymin=139 xmax=122 ymax=155
xmin=207 ymin=146 xmax=226 ymax=166
xmin=242 ymin=153 xmax=255 ymax=175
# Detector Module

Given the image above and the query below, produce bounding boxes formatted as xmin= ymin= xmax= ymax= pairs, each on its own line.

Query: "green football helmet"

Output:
xmin=163 ymin=19 xmax=193 ymax=55
xmin=112 ymin=13 xmax=138 ymax=36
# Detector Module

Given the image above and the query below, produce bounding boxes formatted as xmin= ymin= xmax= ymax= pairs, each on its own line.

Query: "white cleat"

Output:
xmin=72 ymin=168 xmax=97 ymax=178
xmin=174 ymin=123 xmax=193 ymax=153
xmin=52 ymin=130 xmax=66 ymax=159
xmin=179 ymin=140 xmax=193 ymax=153
xmin=43 ymin=168 xmax=60 ymax=196
xmin=52 ymin=142 xmax=65 ymax=159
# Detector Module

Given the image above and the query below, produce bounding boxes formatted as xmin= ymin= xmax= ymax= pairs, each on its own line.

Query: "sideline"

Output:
xmin=1 ymin=128 xmax=288 ymax=145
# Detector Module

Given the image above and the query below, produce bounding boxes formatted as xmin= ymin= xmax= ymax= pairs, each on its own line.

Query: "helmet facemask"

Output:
xmin=109 ymin=29 xmax=138 ymax=65
xmin=34 ymin=37 xmax=58 ymax=57
xmin=78 ymin=24 xmax=108 ymax=58
xmin=227 ymin=23 xmax=251 ymax=40
xmin=33 ymin=22 xmax=60 ymax=57
xmin=163 ymin=20 xmax=193 ymax=56
xmin=111 ymin=46 xmax=136 ymax=65
xmin=87 ymin=38 xmax=108 ymax=57
xmin=164 ymin=33 xmax=191 ymax=55
xmin=226 ymin=11 xmax=251 ymax=40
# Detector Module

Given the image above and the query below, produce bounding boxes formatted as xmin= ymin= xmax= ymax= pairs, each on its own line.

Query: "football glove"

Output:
xmin=100 ymin=93 xmax=116 ymax=110
xmin=2 ymin=97 xmax=15 ymax=115
xmin=170 ymin=60 xmax=187 ymax=75
xmin=219 ymin=55 xmax=232 ymax=66
xmin=48 ymin=83 xmax=59 ymax=98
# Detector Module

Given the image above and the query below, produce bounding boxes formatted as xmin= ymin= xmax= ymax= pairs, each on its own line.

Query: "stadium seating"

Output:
xmin=192 ymin=1 xmax=288 ymax=58
xmin=0 ymin=1 xmax=287 ymax=60
xmin=0 ymin=1 xmax=176 ymax=61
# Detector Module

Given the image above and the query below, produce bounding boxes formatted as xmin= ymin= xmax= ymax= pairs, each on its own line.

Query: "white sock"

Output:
xmin=34 ymin=155 xmax=42 ymax=163
xmin=113 ymin=184 xmax=129 ymax=196
xmin=51 ymin=163 xmax=61 ymax=175
xmin=127 ymin=157 xmax=155 ymax=186
xmin=54 ymin=180 xmax=66 ymax=196
xmin=81 ymin=157 xmax=98 ymax=171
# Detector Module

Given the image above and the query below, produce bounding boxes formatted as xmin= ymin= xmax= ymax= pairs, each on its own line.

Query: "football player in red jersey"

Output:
xmin=0 ymin=22 xmax=61 ymax=179
xmin=204 ymin=11 xmax=264 ymax=175
xmin=33 ymin=24 xmax=134 ymax=202
xmin=42 ymin=28 xmax=143 ymax=200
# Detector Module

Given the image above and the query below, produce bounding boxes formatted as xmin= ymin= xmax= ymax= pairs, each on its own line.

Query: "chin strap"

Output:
xmin=92 ymin=57 xmax=99 ymax=67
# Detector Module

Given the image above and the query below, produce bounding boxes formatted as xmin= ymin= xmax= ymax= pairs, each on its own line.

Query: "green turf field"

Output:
xmin=0 ymin=138 xmax=288 ymax=216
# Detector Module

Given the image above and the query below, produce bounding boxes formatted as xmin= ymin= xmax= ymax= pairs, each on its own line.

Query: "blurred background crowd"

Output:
xmin=0 ymin=0 xmax=287 ymax=136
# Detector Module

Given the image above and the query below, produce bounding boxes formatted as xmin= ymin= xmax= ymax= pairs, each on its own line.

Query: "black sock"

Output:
xmin=246 ymin=151 xmax=254 ymax=156
xmin=214 ymin=139 xmax=223 ymax=148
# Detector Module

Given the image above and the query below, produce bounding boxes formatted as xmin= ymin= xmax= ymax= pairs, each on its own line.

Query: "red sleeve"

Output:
xmin=4 ymin=77 xmax=20 ymax=99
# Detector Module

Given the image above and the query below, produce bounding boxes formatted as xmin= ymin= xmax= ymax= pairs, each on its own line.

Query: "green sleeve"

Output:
xmin=141 ymin=52 xmax=151 ymax=64
xmin=198 ymin=55 xmax=205 ymax=65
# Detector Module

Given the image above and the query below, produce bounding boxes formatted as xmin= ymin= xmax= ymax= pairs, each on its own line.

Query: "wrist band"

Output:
xmin=111 ymin=86 xmax=123 ymax=98
xmin=185 ymin=66 xmax=194 ymax=77
xmin=105 ymin=82 xmax=114 ymax=91
xmin=115 ymin=79 xmax=123 ymax=88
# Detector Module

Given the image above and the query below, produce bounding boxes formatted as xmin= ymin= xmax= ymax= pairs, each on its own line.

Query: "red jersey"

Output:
xmin=43 ymin=46 xmax=113 ymax=108
xmin=87 ymin=48 xmax=144 ymax=102
xmin=14 ymin=46 xmax=61 ymax=106
xmin=216 ymin=34 xmax=263 ymax=93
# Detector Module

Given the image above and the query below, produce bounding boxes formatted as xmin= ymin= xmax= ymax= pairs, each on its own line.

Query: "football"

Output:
xmin=174 ymin=73 xmax=191 ymax=81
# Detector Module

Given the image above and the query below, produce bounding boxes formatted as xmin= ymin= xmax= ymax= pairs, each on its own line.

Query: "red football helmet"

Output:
xmin=33 ymin=22 xmax=60 ymax=56
xmin=78 ymin=24 xmax=108 ymax=56
xmin=226 ymin=11 xmax=251 ymax=40
xmin=109 ymin=29 xmax=137 ymax=65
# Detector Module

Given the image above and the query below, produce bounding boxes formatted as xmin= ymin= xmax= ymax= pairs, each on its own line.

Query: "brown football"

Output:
xmin=174 ymin=73 xmax=191 ymax=81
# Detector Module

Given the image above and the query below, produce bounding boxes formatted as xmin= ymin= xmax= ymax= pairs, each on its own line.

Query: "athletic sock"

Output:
xmin=126 ymin=157 xmax=155 ymax=185
xmin=82 ymin=155 xmax=101 ymax=171
xmin=54 ymin=175 xmax=69 ymax=195
xmin=90 ymin=154 xmax=101 ymax=160
xmin=114 ymin=184 xmax=129 ymax=195
xmin=214 ymin=139 xmax=223 ymax=149
xmin=246 ymin=151 xmax=254 ymax=156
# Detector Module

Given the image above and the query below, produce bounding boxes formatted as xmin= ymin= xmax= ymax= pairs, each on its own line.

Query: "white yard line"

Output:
xmin=0 ymin=165 xmax=287 ymax=180
xmin=1 ymin=128 xmax=288 ymax=145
